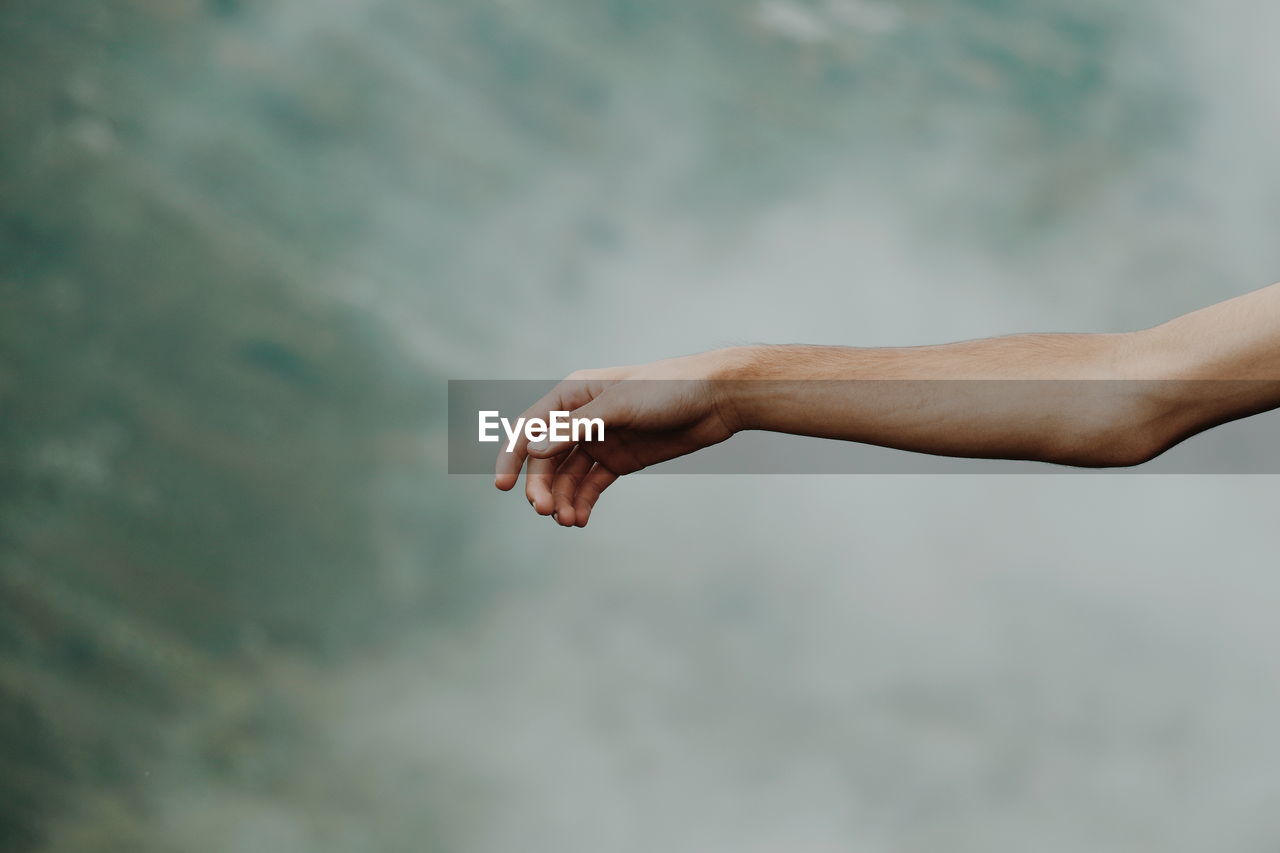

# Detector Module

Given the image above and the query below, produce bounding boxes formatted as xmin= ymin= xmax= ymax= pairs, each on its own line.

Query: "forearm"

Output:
xmin=711 ymin=283 xmax=1280 ymax=466
xmin=711 ymin=335 xmax=1156 ymax=466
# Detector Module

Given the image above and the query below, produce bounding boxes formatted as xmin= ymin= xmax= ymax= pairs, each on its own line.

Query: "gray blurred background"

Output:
xmin=3 ymin=0 xmax=1280 ymax=850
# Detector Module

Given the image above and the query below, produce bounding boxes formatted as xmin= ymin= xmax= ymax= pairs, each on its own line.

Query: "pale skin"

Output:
xmin=495 ymin=282 xmax=1280 ymax=527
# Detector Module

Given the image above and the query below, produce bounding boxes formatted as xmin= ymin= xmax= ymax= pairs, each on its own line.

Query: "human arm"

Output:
xmin=495 ymin=282 xmax=1280 ymax=527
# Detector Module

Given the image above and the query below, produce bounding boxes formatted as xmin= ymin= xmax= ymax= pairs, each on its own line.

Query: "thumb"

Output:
xmin=526 ymin=395 xmax=619 ymax=458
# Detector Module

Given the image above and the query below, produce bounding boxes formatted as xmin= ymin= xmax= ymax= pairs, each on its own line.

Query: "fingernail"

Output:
xmin=552 ymin=510 xmax=559 ymax=522
xmin=529 ymin=439 xmax=549 ymax=453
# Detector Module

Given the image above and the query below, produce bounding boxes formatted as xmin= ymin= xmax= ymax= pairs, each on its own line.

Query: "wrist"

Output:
xmin=701 ymin=346 xmax=764 ymax=380
xmin=701 ymin=346 xmax=769 ymax=433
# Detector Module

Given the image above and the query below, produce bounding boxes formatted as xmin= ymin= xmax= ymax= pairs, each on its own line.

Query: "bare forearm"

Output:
xmin=710 ymin=283 xmax=1280 ymax=467
xmin=710 ymin=335 xmax=1156 ymax=466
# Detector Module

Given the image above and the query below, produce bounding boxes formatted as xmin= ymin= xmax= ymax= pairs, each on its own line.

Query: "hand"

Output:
xmin=493 ymin=350 xmax=742 ymax=527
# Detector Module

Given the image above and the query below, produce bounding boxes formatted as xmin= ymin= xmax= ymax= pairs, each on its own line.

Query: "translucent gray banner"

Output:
xmin=449 ymin=379 xmax=1280 ymax=474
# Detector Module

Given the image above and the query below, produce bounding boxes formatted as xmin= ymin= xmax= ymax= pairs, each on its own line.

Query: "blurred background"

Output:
xmin=3 ymin=0 xmax=1280 ymax=850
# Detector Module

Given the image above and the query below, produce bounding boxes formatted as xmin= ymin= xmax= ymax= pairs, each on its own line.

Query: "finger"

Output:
xmin=527 ymin=393 xmax=618 ymax=460
xmin=551 ymin=446 xmax=593 ymax=526
xmin=494 ymin=389 xmax=556 ymax=491
xmin=495 ymin=432 xmax=532 ymax=492
xmin=494 ymin=450 xmax=523 ymax=491
xmin=496 ymin=379 xmax=601 ymax=489
xmin=573 ymin=463 xmax=620 ymax=527
xmin=524 ymin=451 xmax=563 ymax=515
